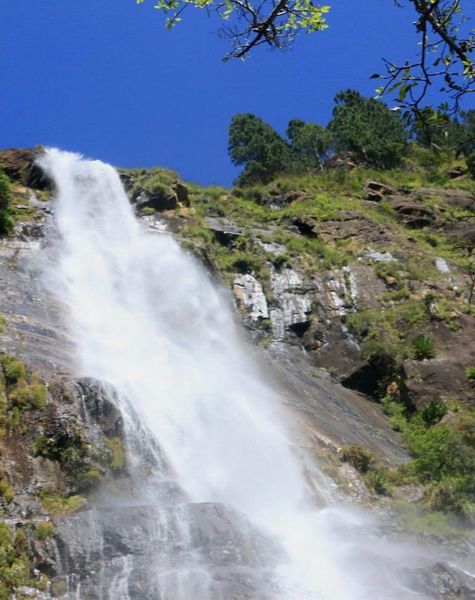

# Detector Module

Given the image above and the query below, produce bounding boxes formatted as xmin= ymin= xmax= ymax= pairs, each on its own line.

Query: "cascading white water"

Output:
xmin=39 ymin=149 xmax=433 ymax=600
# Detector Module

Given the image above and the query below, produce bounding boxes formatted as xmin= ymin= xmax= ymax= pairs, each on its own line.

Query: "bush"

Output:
xmin=9 ymin=383 xmax=47 ymax=410
xmin=404 ymin=422 xmax=475 ymax=484
xmin=1 ymin=356 xmax=27 ymax=386
xmin=465 ymin=366 xmax=475 ymax=382
xmin=340 ymin=445 xmax=375 ymax=473
xmin=365 ymin=469 xmax=388 ymax=495
xmin=466 ymin=152 xmax=475 ymax=179
xmin=428 ymin=479 xmax=466 ymax=514
xmin=35 ymin=522 xmax=54 ymax=540
xmin=0 ymin=169 xmax=13 ymax=236
xmin=411 ymin=335 xmax=436 ymax=360
xmin=420 ymin=399 xmax=448 ymax=427
xmin=0 ymin=479 xmax=14 ymax=503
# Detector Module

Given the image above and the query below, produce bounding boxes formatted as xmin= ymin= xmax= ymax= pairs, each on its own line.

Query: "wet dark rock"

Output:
xmin=54 ymin=503 xmax=280 ymax=599
xmin=404 ymin=562 xmax=475 ymax=599
xmin=77 ymin=378 xmax=123 ymax=437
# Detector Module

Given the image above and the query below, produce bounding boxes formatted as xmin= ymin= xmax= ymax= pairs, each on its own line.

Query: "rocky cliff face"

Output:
xmin=0 ymin=149 xmax=473 ymax=598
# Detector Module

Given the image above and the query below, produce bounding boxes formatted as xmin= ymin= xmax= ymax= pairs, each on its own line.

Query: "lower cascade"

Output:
xmin=37 ymin=149 xmax=457 ymax=599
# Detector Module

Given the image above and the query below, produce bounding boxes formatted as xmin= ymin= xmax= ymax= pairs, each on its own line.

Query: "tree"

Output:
xmin=328 ymin=90 xmax=408 ymax=169
xmin=411 ymin=107 xmax=475 ymax=155
xmin=137 ymin=0 xmax=474 ymax=111
xmin=286 ymin=119 xmax=332 ymax=171
xmin=137 ymin=0 xmax=330 ymax=59
xmin=228 ymin=114 xmax=292 ymax=185
xmin=375 ymin=0 xmax=475 ymax=116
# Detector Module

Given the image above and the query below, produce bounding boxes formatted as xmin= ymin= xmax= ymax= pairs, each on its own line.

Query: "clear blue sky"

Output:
xmin=1 ymin=1 xmax=473 ymax=186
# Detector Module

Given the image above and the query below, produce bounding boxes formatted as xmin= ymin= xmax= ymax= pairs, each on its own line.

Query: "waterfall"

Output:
xmin=39 ymin=149 xmax=431 ymax=600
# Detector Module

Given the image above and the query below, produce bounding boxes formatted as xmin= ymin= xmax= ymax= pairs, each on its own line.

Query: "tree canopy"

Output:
xmin=227 ymin=89 xmax=475 ymax=185
xmin=328 ymin=89 xmax=408 ymax=169
xmin=286 ymin=119 xmax=332 ymax=171
xmin=228 ymin=114 xmax=293 ymax=185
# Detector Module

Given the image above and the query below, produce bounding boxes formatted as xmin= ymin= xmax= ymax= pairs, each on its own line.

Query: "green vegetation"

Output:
xmin=9 ymin=380 xmax=47 ymax=410
xmin=1 ymin=356 xmax=27 ymax=386
xmin=228 ymin=90 xmax=410 ymax=185
xmin=0 ymin=169 xmax=13 ymax=236
xmin=228 ymin=114 xmax=293 ymax=186
xmin=466 ymin=366 xmax=475 ymax=382
xmin=411 ymin=335 xmax=436 ymax=360
xmin=38 ymin=493 xmax=87 ymax=515
xmin=329 ymin=89 xmax=408 ymax=169
xmin=137 ymin=0 xmax=474 ymax=129
xmin=339 ymin=445 xmax=375 ymax=473
xmin=32 ymin=427 xmax=103 ymax=490
xmin=339 ymin=445 xmax=388 ymax=495
xmin=0 ymin=355 xmax=48 ymax=431
xmin=286 ymin=119 xmax=332 ymax=172
xmin=0 ymin=522 xmax=48 ymax=598
xmin=34 ymin=521 xmax=54 ymax=540
xmin=105 ymin=436 xmax=126 ymax=471
xmin=0 ymin=479 xmax=14 ymax=503
xmin=467 ymin=152 xmax=475 ymax=179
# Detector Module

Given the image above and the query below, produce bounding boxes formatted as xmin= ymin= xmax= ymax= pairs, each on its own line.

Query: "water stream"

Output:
xmin=39 ymin=149 xmax=439 ymax=599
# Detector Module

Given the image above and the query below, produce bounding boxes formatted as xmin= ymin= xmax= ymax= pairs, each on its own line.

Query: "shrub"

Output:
xmin=411 ymin=335 xmax=436 ymax=360
xmin=0 ymin=169 xmax=13 ymax=236
xmin=0 ymin=479 xmax=14 ymax=503
xmin=9 ymin=383 xmax=47 ymax=410
xmin=35 ymin=522 xmax=54 ymax=540
xmin=38 ymin=493 xmax=87 ymax=515
xmin=428 ymin=479 xmax=466 ymax=514
xmin=404 ymin=422 xmax=475 ymax=483
xmin=365 ymin=469 xmax=388 ymax=495
xmin=340 ymin=445 xmax=375 ymax=473
xmin=420 ymin=399 xmax=448 ymax=427
xmin=1 ymin=356 xmax=26 ymax=386
xmin=466 ymin=152 xmax=475 ymax=179
xmin=226 ymin=252 xmax=262 ymax=274
xmin=105 ymin=436 xmax=125 ymax=471
xmin=465 ymin=366 xmax=475 ymax=382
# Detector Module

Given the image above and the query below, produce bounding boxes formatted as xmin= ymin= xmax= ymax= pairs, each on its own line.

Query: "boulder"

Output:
xmin=418 ymin=187 xmax=475 ymax=211
xmin=447 ymin=221 xmax=475 ymax=250
xmin=388 ymin=195 xmax=436 ymax=228
xmin=133 ymin=187 xmax=178 ymax=211
xmin=0 ymin=147 xmax=52 ymax=190
xmin=365 ymin=180 xmax=395 ymax=202
xmin=447 ymin=166 xmax=466 ymax=179
xmin=291 ymin=215 xmax=318 ymax=238
xmin=267 ymin=191 xmax=307 ymax=210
